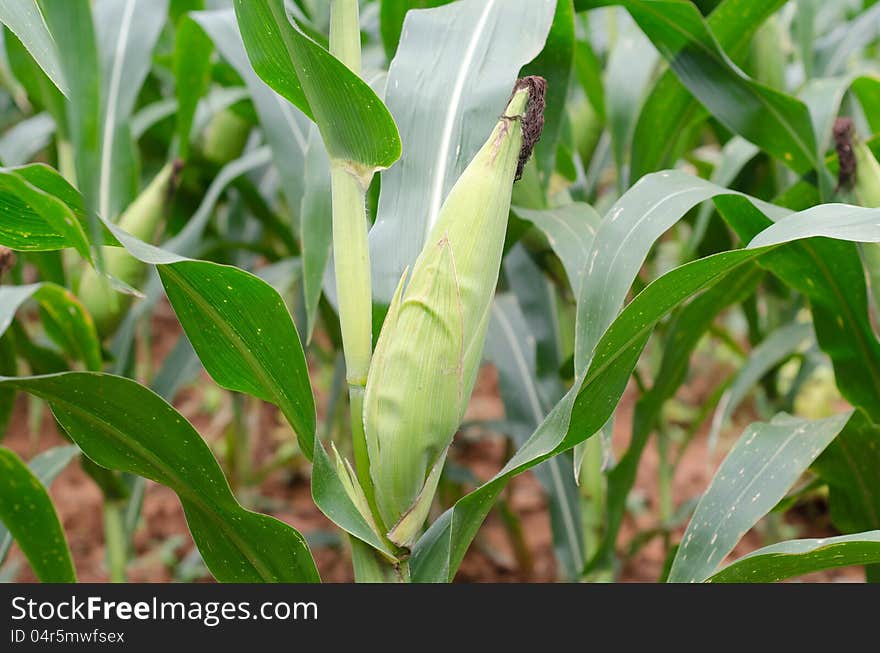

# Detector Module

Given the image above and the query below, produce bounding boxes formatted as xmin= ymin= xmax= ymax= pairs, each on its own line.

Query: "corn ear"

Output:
xmin=854 ymin=140 xmax=880 ymax=208
xmin=78 ymin=163 xmax=176 ymax=336
xmin=362 ymin=79 xmax=543 ymax=544
xmin=200 ymin=109 xmax=251 ymax=165
xmin=365 ymin=238 xmax=463 ymax=532
xmin=853 ymin=140 xmax=880 ymax=310
xmin=750 ymin=15 xmax=785 ymax=91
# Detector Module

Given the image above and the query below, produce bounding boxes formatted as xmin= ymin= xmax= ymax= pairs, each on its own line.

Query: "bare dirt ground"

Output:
xmin=3 ymin=302 xmax=862 ymax=583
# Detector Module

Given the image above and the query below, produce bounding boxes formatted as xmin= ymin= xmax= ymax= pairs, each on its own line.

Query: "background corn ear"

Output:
xmin=854 ymin=141 xmax=880 ymax=208
xmin=853 ymin=140 xmax=880 ymax=311
xmin=77 ymin=163 xmax=176 ymax=336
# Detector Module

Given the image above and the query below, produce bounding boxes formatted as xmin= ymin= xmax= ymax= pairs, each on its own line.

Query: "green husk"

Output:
xmin=854 ymin=140 xmax=880 ymax=312
xmin=362 ymin=83 xmax=536 ymax=544
xmin=77 ymin=164 xmax=175 ymax=337
xmin=854 ymin=140 xmax=880 ymax=208
xmin=200 ymin=109 xmax=251 ymax=165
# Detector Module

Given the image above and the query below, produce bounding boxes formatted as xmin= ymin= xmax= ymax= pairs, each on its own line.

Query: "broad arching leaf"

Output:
xmin=0 ymin=373 xmax=320 ymax=583
xmin=0 ymin=446 xmax=76 ymax=582
xmin=708 ymin=531 xmax=880 ymax=583
xmin=668 ymin=412 xmax=852 ymax=583
xmin=628 ymin=0 xmax=786 ymax=179
xmin=158 ymin=261 xmax=317 ymax=457
xmin=0 ymin=0 xmax=68 ymax=95
xmin=0 ymin=445 xmax=79 ymax=565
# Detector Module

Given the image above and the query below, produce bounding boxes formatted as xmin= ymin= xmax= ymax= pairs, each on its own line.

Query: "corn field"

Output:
xmin=0 ymin=0 xmax=879 ymax=585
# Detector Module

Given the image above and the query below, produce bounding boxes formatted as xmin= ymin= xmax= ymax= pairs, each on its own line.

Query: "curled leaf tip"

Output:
xmin=508 ymin=76 xmax=547 ymax=181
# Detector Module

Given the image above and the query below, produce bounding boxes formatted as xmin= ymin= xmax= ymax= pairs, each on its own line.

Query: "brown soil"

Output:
xmin=3 ymin=302 xmax=862 ymax=584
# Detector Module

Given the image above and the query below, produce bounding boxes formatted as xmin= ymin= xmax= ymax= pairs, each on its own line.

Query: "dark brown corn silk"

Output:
xmin=508 ymin=76 xmax=547 ymax=181
xmin=834 ymin=117 xmax=856 ymax=192
xmin=168 ymin=158 xmax=186 ymax=206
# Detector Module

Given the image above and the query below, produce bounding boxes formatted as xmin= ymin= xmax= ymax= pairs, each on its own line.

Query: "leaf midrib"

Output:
xmin=160 ymin=265 xmax=307 ymax=441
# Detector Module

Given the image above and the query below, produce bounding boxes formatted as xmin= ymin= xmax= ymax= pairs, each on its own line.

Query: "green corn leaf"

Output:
xmin=0 ymin=446 xmax=76 ymax=582
xmin=627 ymin=0 xmax=788 ymax=180
xmin=174 ymin=15 xmax=213 ymax=161
xmin=573 ymin=171 xmax=785 ymax=375
xmin=813 ymin=411 xmax=880 ymax=536
xmin=717 ymin=196 xmax=880 ymax=424
xmin=750 ymin=204 xmax=880 ymax=248
xmin=234 ymin=0 xmax=400 ymax=173
xmin=708 ymin=531 xmax=880 ymax=583
xmin=588 ymin=263 xmax=764 ymax=575
xmin=0 ymin=0 xmax=68 ymax=95
xmin=486 ymin=294 xmax=584 ymax=581
xmin=792 ymin=0 xmax=818 ymax=80
xmin=622 ymin=0 xmax=819 ymax=174
xmin=0 ymin=166 xmax=95 ymax=261
xmin=815 ymin=3 xmax=880 ymax=77
xmin=0 ymin=161 xmax=317 ymax=458
xmin=0 ymin=283 xmax=102 ymax=371
xmin=0 ymin=373 xmax=320 ymax=583
xmin=94 ymin=0 xmax=169 ymax=221
xmin=311 ymin=441 xmax=398 ymax=561
xmin=3 ymin=30 xmax=67 ymax=135
xmin=604 ymin=10 xmax=658 ymax=186
xmin=158 ymin=261 xmax=316 ymax=458
xmin=573 ymin=35 xmax=605 ymax=122
xmin=668 ymin=412 xmax=853 ymax=583
xmin=36 ymin=0 xmax=102 ymax=245
xmin=0 ymin=113 xmax=56 ymax=167
xmin=300 ymin=125 xmax=332 ymax=341
xmin=512 ymin=202 xmax=601 ymax=294
xmin=853 ymin=77 xmax=880 ymax=134
xmin=0 ymin=445 xmax=79 ymax=565
xmin=708 ymin=323 xmax=815 ymax=451
xmin=369 ymin=0 xmax=556 ymax=302
xmin=411 ymin=247 xmax=769 ymax=581
xmin=586 ymin=179 xmax=880 ymax=579
xmin=109 ymin=146 xmax=272 ymax=374
xmin=378 ymin=0 xmax=453 ymax=60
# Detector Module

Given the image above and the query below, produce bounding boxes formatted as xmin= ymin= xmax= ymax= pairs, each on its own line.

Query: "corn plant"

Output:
xmin=1 ymin=0 xmax=880 ymax=585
